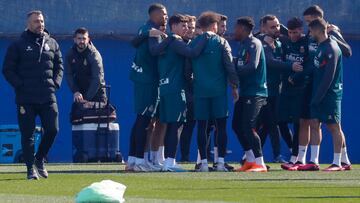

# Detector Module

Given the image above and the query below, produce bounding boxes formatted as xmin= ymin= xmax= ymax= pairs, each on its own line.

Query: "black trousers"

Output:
xmin=197 ymin=117 xmax=227 ymax=160
xmin=17 ymin=102 xmax=59 ymax=168
xmin=258 ymin=96 xmax=281 ymax=158
xmin=164 ymin=122 xmax=182 ymax=159
xmin=206 ymin=120 xmax=217 ymax=161
xmin=129 ymin=115 xmax=151 ymax=159
xmin=232 ymin=96 xmax=266 ymax=158
xmin=179 ymin=101 xmax=195 ymax=161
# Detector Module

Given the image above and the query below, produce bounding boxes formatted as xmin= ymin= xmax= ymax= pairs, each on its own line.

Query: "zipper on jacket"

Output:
xmin=38 ymin=37 xmax=45 ymax=62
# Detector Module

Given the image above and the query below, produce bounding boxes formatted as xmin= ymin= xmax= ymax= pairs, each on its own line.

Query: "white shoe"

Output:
xmin=125 ymin=162 xmax=135 ymax=171
xmin=162 ymin=164 xmax=188 ymax=172
xmin=195 ymin=163 xmax=209 ymax=172
xmin=145 ymin=162 xmax=162 ymax=172
xmin=152 ymin=160 xmax=163 ymax=168
xmin=133 ymin=163 xmax=152 ymax=172
xmin=216 ymin=163 xmax=229 ymax=172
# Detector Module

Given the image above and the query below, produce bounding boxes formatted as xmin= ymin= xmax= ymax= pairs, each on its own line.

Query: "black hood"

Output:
xmin=21 ymin=29 xmax=50 ymax=41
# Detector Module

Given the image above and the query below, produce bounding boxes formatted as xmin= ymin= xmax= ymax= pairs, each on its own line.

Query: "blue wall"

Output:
xmin=0 ymin=0 xmax=359 ymax=36
xmin=0 ymin=38 xmax=359 ymax=163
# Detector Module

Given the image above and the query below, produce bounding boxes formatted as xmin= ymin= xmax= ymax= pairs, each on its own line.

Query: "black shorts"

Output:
xmin=300 ymin=82 xmax=312 ymax=120
xmin=233 ymin=96 xmax=267 ymax=129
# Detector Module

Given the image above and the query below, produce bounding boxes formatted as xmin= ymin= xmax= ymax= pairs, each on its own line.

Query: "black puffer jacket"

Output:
xmin=65 ymin=42 xmax=106 ymax=102
xmin=2 ymin=29 xmax=63 ymax=104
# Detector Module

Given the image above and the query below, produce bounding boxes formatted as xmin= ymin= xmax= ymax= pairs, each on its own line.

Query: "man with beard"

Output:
xmin=128 ymin=3 xmax=171 ymax=172
xmin=65 ymin=27 xmax=106 ymax=104
xmin=256 ymin=15 xmax=303 ymax=165
xmin=2 ymin=10 xmax=63 ymax=179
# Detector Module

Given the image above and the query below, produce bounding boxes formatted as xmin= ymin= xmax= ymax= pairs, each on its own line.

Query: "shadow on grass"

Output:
xmin=0 ymin=170 xmax=122 ymax=174
xmin=0 ymin=178 xmax=26 ymax=181
xmin=228 ymin=178 xmax=360 ymax=182
xmin=283 ymin=196 xmax=360 ymax=199
xmin=161 ymin=186 xmax=360 ymax=191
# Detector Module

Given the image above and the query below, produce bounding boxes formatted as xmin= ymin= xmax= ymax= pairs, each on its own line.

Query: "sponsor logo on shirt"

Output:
xmin=148 ymin=105 xmax=154 ymax=113
xmin=131 ymin=62 xmax=143 ymax=73
xmin=300 ymin=46 xmax=305 ymax=53
xmin=181 ymin=90 xmax=186 ymax=102
xmin=26 ymin=46 xmax=33 ymax=52
xmin=314 ymin=57 xmax=320 ymax=68
xmin=44 ymin=43 xmax=50 ymax=51
xmin=159 ymin=78 xmax=169 ymax=85
xmin=286 ymin=53 xmax=304 ymax=63
xmin=19 ymin=106 xmax=26 ymax=115
xmin=308 ymin=42 xmax=318 ymax=53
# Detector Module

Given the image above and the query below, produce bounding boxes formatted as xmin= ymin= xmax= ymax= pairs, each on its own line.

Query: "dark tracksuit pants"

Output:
xmin=258 ymin=96 xmax=281 ymax=158
xmin=165 ymin=122 xmax=182 ymax=159
xmin=197 ymin=118 xmax=227 ymax=161
xmin=17 ymin=102 xmax=59 ymax=169
xmin=206 ymin=120 xmax=217 ymax=161
xmin=179 ymin=101 xmax=195 ymax=161
xmin=232 ymin=96 xmax=266 ymax=158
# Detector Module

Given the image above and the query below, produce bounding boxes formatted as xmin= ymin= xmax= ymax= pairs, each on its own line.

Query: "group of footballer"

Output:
xmin=125 ymin=3 xmax=352 ymax=173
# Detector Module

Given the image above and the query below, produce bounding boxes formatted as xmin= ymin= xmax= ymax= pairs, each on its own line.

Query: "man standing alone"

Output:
xmin=2 ymin=10 xmax=63 ymax=180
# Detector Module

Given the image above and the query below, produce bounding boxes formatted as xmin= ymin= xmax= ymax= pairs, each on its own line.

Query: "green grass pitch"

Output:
xmin=0 ymin=163 xmax=359 ymax=202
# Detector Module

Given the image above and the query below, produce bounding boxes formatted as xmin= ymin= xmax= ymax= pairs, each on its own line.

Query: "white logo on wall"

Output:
xmin=26 ymin=46 xmax=33 ymax=51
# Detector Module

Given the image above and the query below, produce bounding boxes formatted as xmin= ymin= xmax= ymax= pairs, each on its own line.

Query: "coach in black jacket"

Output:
xmin=65 ymin=27 xmax=106 ymax=103
xmin=2 ymin=10 xmax=63 ymax=180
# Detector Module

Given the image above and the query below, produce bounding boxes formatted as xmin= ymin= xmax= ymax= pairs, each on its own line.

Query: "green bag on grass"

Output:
xmin=75 ymin=180 xmax=126 ymax=203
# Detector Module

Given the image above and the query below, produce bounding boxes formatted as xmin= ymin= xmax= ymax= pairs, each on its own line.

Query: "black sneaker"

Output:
xmin=34 ymin=158 xmax=48 ymax=178
xmin=195 ymin=163 xmax=214 ymax=171
xmin=27 ymin=167 xmax=39 ymax=180
xmin=240 ymin=158 xmax=246 ymax=166
xmin=194 ymin=163 xmax=201 ymax=170
xmin=273 ymin=155 xmax=287 ymax=163
xmin=224 ymin=163 xmax=234 ymax=171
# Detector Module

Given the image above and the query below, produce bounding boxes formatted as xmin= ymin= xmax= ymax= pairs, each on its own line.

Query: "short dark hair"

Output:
xmin=287 ymin=17 xmax=303 ymax=30
xmin=148 ymin=3 xmax=166 ymax=15
xmin=185 ymin=15 xmax=196 ymax=23
xmin=197 ymin=11 xmax=220 ymax=29
xmin=262 ymin=15 xmax=277 ymax=25
xmin=168 ymin=14 xmax=188 ymax=30
xmin=219 ymin=14 xmax=228 ymax=21
xmin=259 ymin=17 xmax=264 ymax=27
xmin=308 ymin=18 xmax=327 ymax=33
xmin=27 ymin=10 xmax=42 ymax=18
xmin=236 ymin=16 xmax=255 ymax=32
xmin=303 ymin=5 xmax=324 ymax=18
xmin=74 ymin=27 xmax=89 ymax=37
